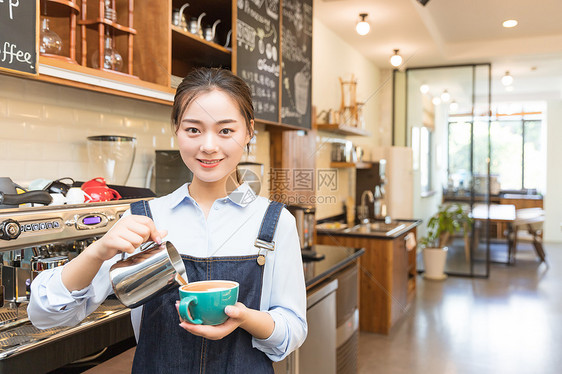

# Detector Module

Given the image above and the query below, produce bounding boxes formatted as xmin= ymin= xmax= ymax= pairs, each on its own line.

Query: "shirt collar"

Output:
xmin=226 ymin=182 xmax=257 ymax=208
xmin=169 ymin=182 xmax=257 ymax=209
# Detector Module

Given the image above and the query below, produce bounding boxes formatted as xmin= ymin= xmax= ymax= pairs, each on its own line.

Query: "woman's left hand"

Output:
xmin=176 ymin=302 xmax=249 ymax=340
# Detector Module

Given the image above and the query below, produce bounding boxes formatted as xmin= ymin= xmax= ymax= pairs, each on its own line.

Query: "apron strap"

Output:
xmin=255 ymin=201 xmax=285 ymax=251
xmin=130 ymin=200 xmax=153 ymax=219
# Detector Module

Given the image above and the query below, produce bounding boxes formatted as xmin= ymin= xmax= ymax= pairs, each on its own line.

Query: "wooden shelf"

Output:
xmin=79 ymin=19 xmax=137 ymax=34
xmin=44 ymin=0 xmax=80 ymax=16
xmin=330 ymin=161 xmax=372 ymax=169
xmin=171 ymin=25 xmax=232 ymax=78
xmin=38 ymin=55 xmax=175 ymax=104
xmin=171 ymin=25 xmax=231 ymax=55
xmin=316 ymin=123 xmax=371 ymax=137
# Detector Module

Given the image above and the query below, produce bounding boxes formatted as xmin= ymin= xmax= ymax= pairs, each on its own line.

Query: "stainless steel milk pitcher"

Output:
xmin=109 ymin=241 xmax=187 ymax=308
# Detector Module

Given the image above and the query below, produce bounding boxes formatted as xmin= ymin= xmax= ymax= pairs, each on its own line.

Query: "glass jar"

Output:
xmin=91 ymin=34 xmax=123 ymax=71
xmin=40 ymin=18 xmax=63 ymax=55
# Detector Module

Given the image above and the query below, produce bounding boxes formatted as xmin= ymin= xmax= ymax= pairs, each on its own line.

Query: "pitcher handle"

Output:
xmin=121 ymin=240 xmax=155 ymax=260
xmin=179 ymin=296 xmax=202 ymax=324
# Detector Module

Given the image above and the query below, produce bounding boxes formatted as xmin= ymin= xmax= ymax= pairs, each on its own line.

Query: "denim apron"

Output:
xmin=129 ymin=200 xmax=284 ymax=374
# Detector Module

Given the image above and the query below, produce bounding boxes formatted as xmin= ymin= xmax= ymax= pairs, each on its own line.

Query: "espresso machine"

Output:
xmin=0 ymin=199 xmax=141 ymax=372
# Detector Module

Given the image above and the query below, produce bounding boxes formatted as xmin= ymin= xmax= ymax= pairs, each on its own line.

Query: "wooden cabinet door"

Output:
xmin=391 ymin=232 xmax=409 ymax=325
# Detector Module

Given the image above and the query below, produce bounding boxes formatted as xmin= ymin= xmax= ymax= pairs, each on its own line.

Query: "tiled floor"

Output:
xmin=358 ymin=242 xmax=562 ymax=374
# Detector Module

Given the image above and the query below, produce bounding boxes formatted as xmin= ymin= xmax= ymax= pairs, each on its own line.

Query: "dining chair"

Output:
xmin=506 ymin=208 xmax=546 ymax=264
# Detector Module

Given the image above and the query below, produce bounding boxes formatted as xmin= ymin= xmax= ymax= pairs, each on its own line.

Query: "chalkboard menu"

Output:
xmin=0 ymin=0 xmax=38 ymax=76
xmin=280 ymin=0 xmax=312 ymax=129
xmin=236 ymin=0 xmax=280 ymax=123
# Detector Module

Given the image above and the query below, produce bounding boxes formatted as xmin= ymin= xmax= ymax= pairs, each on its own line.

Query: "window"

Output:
xmin=448 ymin=112 xmax=545 ymax=193
xmin=490 ymin=119 xmax=544 ymax=190
xmin=420 ymin=127 xmax=432 ymax=194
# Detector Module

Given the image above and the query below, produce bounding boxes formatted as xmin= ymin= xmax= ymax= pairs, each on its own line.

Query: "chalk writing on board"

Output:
xmin=0 ymin=0 xmax=37 ymax=75
xmin=1 ymin=0 xmax=20 ymax=20
xmin=280 ymin=0 xmax=312 ymax=128
xmin=0 ymin=42 xmax=34 ymax=67
xmin=237 ymin=0 xmax=280 ymax=122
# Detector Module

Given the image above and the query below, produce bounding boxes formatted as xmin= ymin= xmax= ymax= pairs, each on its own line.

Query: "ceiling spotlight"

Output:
xmin=432 ymin=97 xmax=441 ymax=105
xmin=449 ymin=101 xmax=459 ymax=112
xmin=420 ymin=84 xmax=429 ymax=94
xmin=390 ymin=49 xmax=403 ymax=67
xmin=501 ymin=71 xmax=514 ymax=86
xmin=502 ymin=19 xmax=518 ymax=28
xmin=441 ymin=90 xmax=451 ymax=102
xmin=356 ymin=13 xmax=370 ymax=36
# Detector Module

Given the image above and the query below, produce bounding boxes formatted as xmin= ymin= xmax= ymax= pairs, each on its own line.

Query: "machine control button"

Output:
xmin=46 ymin=222 xmax=53 ymax=229
xmin=39 ymin=222 xmax=46 ymax=230
xmin=0 ymin=219 xmax=22 ymax=240
xmin=53 ymin=221 xmax=60 ymax=228
xmin=25 ymin=224 xmax=32 ymax=231
xmin=32 ymin=223 xmax=39 ymax=231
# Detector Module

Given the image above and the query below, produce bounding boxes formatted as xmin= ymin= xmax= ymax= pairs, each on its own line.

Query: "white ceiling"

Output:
xmin=314 ymin=0 xmax=562 ymax=102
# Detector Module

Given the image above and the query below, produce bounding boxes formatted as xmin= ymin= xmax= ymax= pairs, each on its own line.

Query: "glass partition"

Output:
xmin=405 ymin=64 xmax=491 ymax=278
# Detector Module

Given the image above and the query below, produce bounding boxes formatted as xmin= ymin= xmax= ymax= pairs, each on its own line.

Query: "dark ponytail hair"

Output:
xmin=171 ymin=68 xmax=255 ymax=148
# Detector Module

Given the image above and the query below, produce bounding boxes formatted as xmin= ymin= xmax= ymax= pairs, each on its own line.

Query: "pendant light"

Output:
xmin=440 ymin=90 xmax=450 ymax=102
xmin=449 ymin=101 xmax=459 ymax=112
xmin=356 ymin=13 xmax=370 ymax=36
xmin=420 ymin=84 xmax=429 ymax=94
xmin=501 ymin=71 xmax=514 ymax=86
xmin=390 ymin=49 xmax=403 ymax=67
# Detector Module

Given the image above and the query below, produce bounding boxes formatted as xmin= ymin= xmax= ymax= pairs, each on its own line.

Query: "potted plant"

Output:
xmin=420 ymin=203 xmax=473 ymax=280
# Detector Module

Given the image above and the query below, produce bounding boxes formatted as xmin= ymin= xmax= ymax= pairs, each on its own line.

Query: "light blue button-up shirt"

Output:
xmin=28 ymin=183 xmax=307 ymax=361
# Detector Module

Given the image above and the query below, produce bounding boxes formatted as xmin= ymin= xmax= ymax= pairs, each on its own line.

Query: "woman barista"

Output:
xmin=28 ymin=68 xmax=307 ymax=373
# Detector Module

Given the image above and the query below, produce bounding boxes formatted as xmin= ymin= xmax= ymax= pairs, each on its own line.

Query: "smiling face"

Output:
xmin=176 ymin=89 xmax=252 ymax=189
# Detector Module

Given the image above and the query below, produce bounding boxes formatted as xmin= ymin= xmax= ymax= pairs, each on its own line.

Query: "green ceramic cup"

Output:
xmin=178 ymin=280 xmax=239 ymax=325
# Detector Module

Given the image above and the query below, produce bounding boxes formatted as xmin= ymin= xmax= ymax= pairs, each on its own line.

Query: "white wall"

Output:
xmin=0 ymin=75 xmax=270 ymax=191
xmin=406 ymin=89 xmax=446 ymax=238
xmin=545 ymin=100 xmax=562 ymax=242
xmin=312 ymin=18 xmax=382 ymax=219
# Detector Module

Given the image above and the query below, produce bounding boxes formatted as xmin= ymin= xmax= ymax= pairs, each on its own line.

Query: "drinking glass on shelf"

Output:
xmin=92 ymin=32 xmax=123 ymax=72
xmin=40 ymin=18 xmax=63 ymax=55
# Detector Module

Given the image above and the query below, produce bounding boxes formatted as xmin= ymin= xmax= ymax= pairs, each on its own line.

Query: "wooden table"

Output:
xmin=472 ymin=204 xmax=516 ymax=264
xmin=472 ymin=204 xmax=516 ymax=223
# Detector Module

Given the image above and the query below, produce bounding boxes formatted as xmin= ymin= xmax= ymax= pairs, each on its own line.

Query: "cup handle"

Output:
xmin=179 ymin=296 xmax=202 ymax=324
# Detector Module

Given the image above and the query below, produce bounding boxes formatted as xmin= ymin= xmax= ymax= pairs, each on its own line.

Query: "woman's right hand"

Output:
xmin=86 ymin=215 xmax=167 ymax=262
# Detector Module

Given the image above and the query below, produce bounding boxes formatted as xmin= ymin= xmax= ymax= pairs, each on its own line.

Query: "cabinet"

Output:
xmin=9 ymin=0 xmax=313 ymax=129
xmin=316 ymin=228 xmax=417 ymax=334
xmin=299 ymin=279 xmax=338 ymax=374
xmin=40 ymin=0 xmax=80 ymax=64
xmin=79 ymin=0 xmax=137 ymax=76
xmin=269 ymin=127 xmax=317 ymax=205
xmin=169 ymin=0 xmax=232 ymax=82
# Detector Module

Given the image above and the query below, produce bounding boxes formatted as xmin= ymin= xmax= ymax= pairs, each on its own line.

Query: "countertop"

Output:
xmin=316 ymin=219 xmax=421 ymax=240
xmin=303 ymin=244 xmax=365 ymax=290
